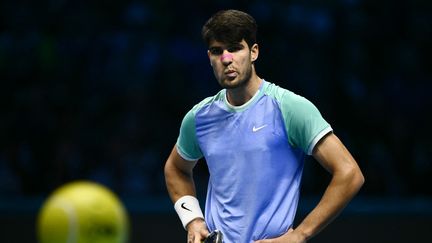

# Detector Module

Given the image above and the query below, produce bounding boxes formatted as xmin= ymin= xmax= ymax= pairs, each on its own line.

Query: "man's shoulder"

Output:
xmin=262 ymin=80 xmax=303 ymax=104
xmin=189 ymin=89 xmax=225 ymax=114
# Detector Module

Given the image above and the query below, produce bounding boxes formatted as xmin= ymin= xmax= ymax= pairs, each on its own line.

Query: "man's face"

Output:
xmin=207 ymin=39 xmax=258 ymax=89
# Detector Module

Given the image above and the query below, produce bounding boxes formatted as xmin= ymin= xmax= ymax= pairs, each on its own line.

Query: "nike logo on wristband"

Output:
xmin=181 ymin=202 xmax=192 ymax=212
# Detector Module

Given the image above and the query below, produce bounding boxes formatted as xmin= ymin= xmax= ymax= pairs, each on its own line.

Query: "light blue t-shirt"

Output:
xmin=176 ymin=80 xmax=332 ymax=243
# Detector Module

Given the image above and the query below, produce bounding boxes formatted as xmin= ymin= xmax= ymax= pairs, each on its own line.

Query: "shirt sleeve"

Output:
xmin=279 ymin=91 xmax=332 ymax=155
xmin=176 ymin=109 xmax=203 ymax=161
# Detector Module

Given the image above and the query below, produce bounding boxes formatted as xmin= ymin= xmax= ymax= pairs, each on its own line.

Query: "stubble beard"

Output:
xmin=219 ymin=63 xmax=253 ymax=90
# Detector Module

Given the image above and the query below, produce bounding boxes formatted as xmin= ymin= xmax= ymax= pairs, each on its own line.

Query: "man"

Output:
xmin=164 ymin=9 xmax=364 ymax=243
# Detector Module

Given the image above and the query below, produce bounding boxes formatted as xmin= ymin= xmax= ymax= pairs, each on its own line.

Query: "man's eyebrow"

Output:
xmin=209 ymin=45 xmax=223 ymax=50
xmin=228 ymin=43 xmax=244 ymax=49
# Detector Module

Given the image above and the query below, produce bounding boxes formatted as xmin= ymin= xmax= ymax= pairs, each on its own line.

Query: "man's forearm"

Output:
xmin=294 ymin=167 xmax=364 ymax=240
xmin=165 ymin=161 xmax=197 ymax=202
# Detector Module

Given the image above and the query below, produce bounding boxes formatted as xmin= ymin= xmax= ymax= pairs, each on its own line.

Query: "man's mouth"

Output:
xmin=225 ymin=70 xmax=237 ymax=78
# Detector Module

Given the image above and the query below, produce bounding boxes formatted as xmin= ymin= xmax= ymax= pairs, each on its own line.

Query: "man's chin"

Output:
xmin=220 ymin=77 xmax=243 ymax=89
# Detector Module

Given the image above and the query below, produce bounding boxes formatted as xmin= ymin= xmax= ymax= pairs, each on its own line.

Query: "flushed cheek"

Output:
xmin=212 ymin=64 xmax=224 ymax=74
xmin=212 ymin=66 xmax=224 ymax=79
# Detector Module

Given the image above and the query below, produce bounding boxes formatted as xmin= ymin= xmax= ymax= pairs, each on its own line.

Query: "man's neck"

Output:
xmin=226 ymin=73 xmax=262 ymax=106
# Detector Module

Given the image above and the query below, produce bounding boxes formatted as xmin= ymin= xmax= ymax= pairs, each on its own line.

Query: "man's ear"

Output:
xmin=251 ymin=43 xmax=259 ymax=62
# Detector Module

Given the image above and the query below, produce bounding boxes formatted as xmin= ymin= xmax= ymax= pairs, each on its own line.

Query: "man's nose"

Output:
xmin=220 ymin=51 xmax=233 ymax=64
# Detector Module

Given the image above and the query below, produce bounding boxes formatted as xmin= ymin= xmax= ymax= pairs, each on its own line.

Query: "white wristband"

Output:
xmin=174 ymin=195 xmax=204 ymax=229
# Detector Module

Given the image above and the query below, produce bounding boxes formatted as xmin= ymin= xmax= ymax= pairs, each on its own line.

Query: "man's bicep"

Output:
xmin=167 ymin=145 xmax=198 ymax=174
xmin=312 ymin=133 xmax=357 ymax=174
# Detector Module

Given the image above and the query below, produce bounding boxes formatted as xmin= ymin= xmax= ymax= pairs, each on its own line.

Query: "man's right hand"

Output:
xmin=186 ymin=218 xmax=209 ymax=243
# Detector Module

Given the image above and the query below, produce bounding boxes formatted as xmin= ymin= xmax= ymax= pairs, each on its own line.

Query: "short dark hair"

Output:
xmin=202 ymin=10 xmax=257 ymax=48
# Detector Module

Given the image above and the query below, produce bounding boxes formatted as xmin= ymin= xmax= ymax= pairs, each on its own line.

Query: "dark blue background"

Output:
xmin=0 ymin=0 xmax=431 ymax=242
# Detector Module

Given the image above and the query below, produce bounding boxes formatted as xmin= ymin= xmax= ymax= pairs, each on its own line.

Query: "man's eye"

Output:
xmin=227 ymin=45 xmax=243 ymax=53
xmin=209 ymin=48 xmax=223 ymax=55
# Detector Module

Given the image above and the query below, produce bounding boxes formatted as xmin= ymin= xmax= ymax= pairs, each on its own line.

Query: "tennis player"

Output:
xmin=164 ymin=9 xmax=364 ymax=243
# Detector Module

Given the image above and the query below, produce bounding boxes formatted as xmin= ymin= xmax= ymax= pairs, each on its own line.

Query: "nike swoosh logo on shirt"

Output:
xmin=181 ymin=203 xmax=192 ymax=212
xmin=252 ymin=124 xmax=267 ymax=132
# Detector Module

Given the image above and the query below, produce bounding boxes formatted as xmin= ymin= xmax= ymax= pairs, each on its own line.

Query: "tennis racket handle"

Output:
xmin=203 ymin=230 xmax=223 ymax=243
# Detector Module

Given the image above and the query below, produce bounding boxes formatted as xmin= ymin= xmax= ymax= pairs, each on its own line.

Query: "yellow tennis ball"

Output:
xmin=37 ymin=181 xmax=129 ymax=243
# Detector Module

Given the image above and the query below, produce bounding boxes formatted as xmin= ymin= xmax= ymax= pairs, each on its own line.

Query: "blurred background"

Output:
xmin=0 ymin=0 xmax=431 ymax=242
